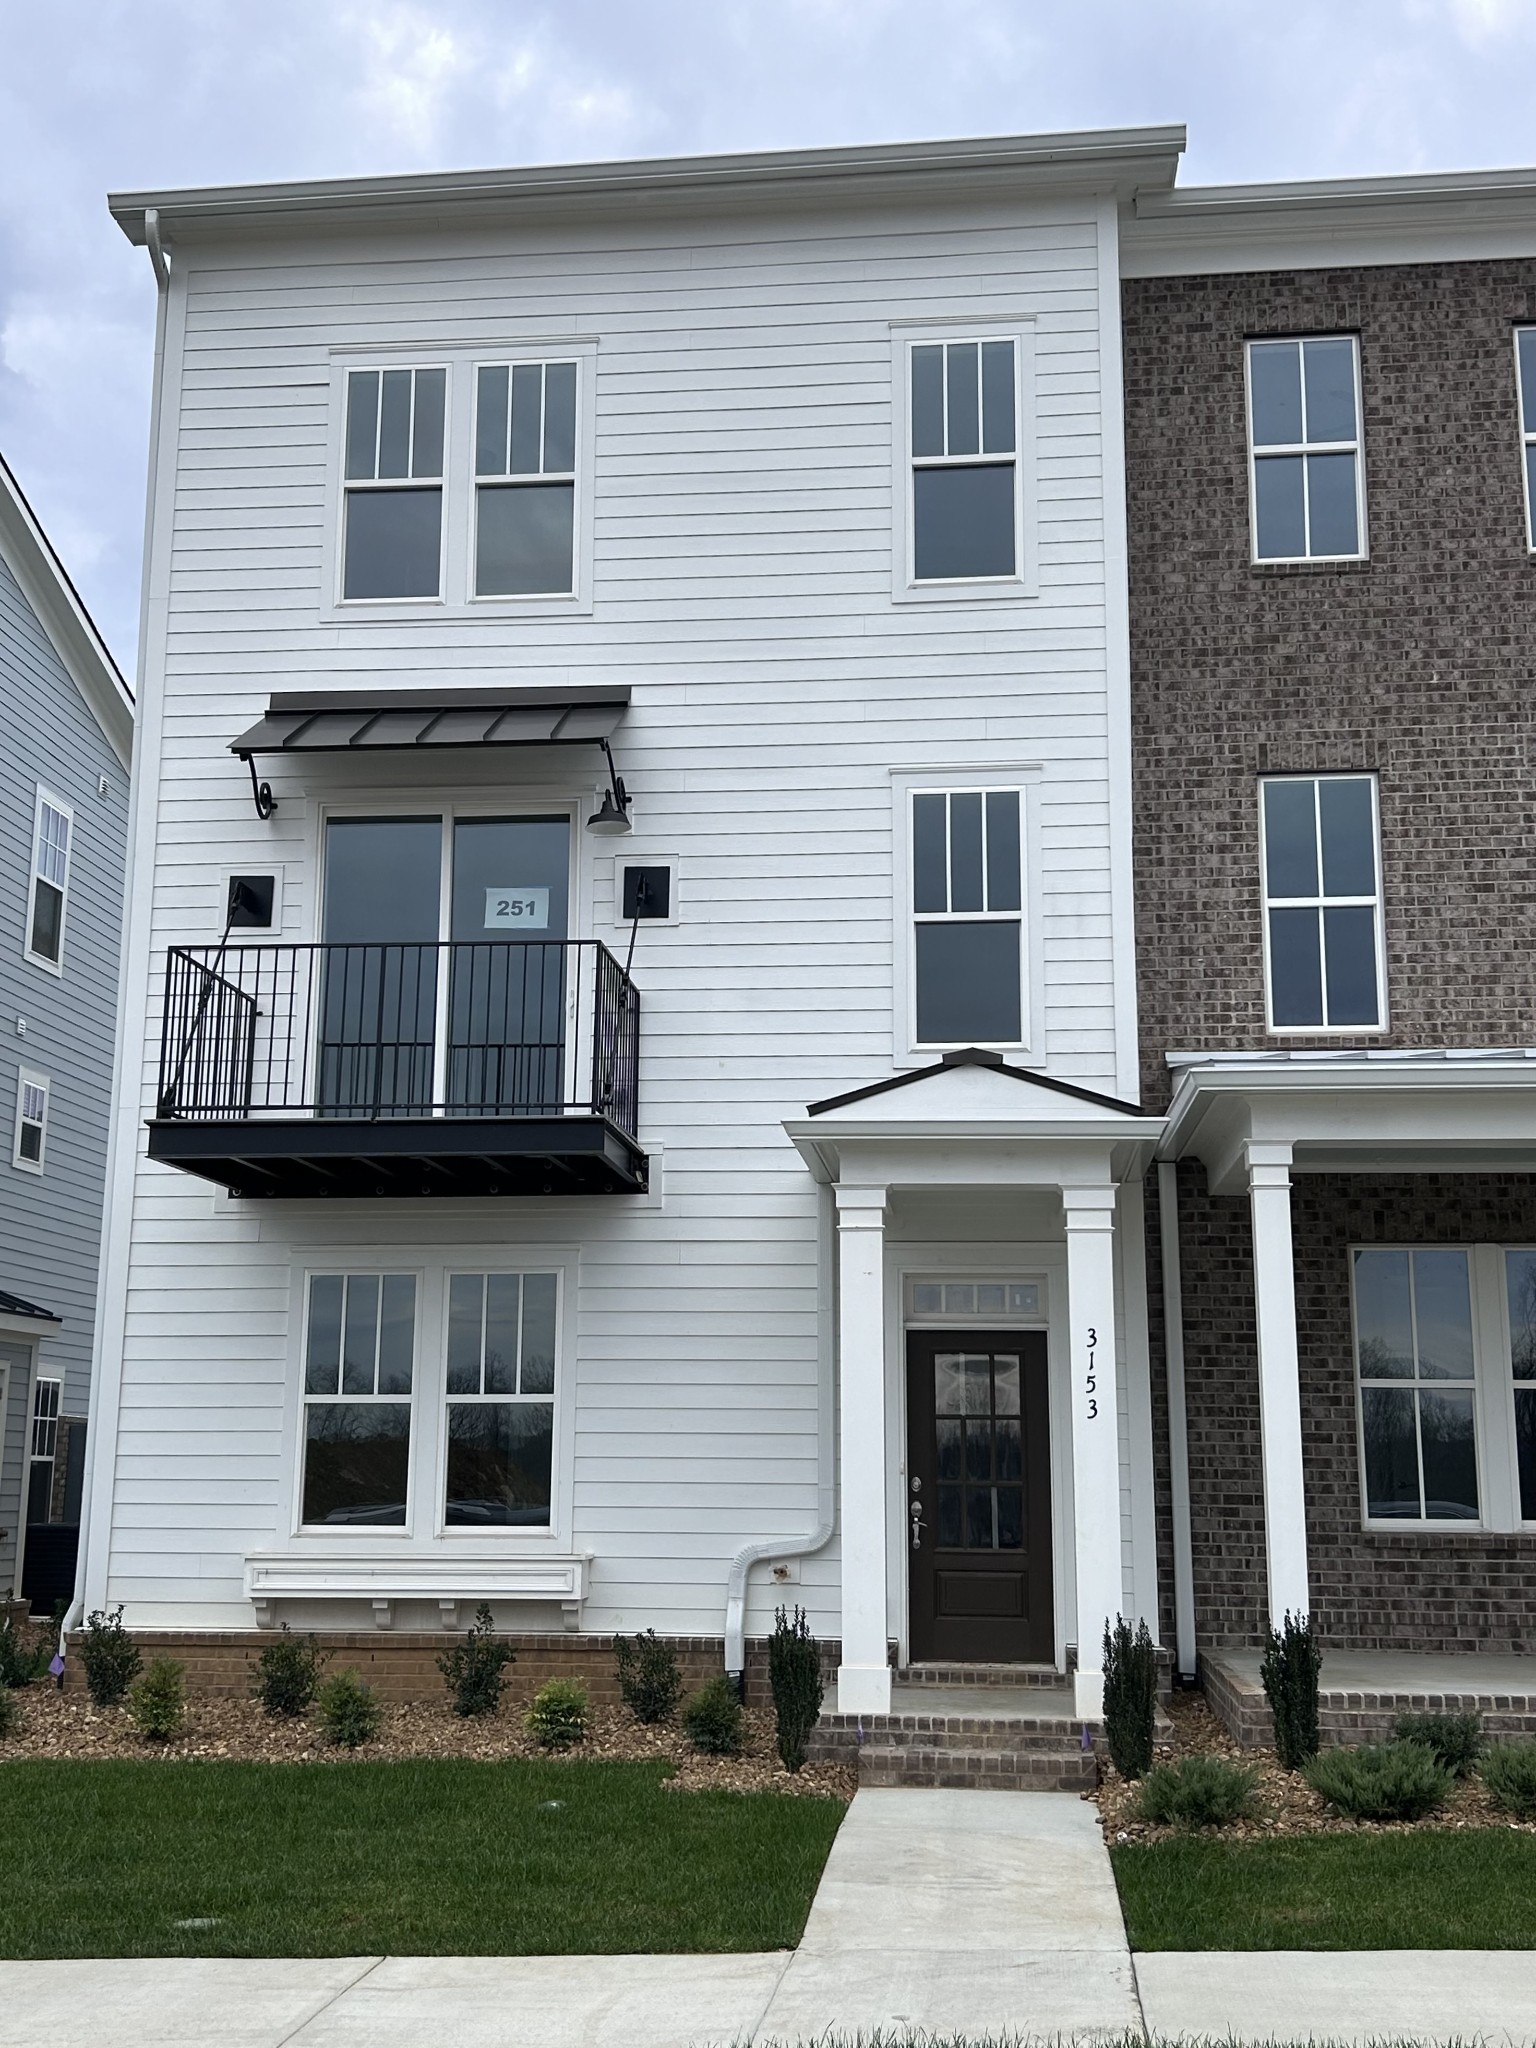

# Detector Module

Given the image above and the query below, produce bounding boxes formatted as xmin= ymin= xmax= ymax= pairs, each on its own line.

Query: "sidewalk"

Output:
xmin=2 ymin=1787 xmax=1535 ymax=2044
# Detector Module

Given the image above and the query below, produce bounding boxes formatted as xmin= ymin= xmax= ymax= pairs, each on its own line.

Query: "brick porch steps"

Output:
xmin=807 ymin=1674 xmax=1140 ymax=1790
xmin=898 ymin=1661 xmax=1068 ymax=1689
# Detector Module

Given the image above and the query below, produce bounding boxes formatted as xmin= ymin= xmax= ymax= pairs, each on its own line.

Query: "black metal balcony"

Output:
xmin=148 ymin=940 xmax=644 ymax=1198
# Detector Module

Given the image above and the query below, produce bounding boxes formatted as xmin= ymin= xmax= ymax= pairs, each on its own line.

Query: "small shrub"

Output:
xmin=768 ymin=1605 xmax=823 ymax=1773
xmin=1482 ymin=1740 xmax=1536 ymax=1819
xmin=253 ymin=1626 xmax=327 ymax=1718
xmin=0 ymin=1617 xmax=47 ymax=1690
xmin=1102 ymin=1614 xmax=1158 ymax=1780
xmin=614 ymin=1627 xmax=682 ymax=1726
xmin=0 ymin=1685 xmax=19 ymax=1740
xmin=1305 ymin=1740 xmax=1452 ymax=1822
xmin=1261 ymin=1610 xmax=1323 ymax=1769
xmin=1394 ymin=1710 xmax=1484 ymax=1778
xmin=1137 ymin=1755 xmax=1260 ymax=1829
xmin=683 ymin=1674 xmax=745 ymax=1757
xmin=80 ymin=1606 xmax=142 ymax=1707
xmin=437 ymin=1604 xmax=516 ymax=1719
xmin=525 ymin=1678 xmax=589 ymax=1751
xmin=317 ymin=1669 xmax=380 ymax=1749
xmin=128 ymin=1659 xmax=185 ymax=1743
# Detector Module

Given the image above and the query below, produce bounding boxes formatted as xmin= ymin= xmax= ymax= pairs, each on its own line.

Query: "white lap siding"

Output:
xmin=103 ymin=187 xmax=1130 ymax=1633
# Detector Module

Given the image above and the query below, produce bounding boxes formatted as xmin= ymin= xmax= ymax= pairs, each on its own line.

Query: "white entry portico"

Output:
xmin=786 ymin=1049 xmax=1164 ymax=1718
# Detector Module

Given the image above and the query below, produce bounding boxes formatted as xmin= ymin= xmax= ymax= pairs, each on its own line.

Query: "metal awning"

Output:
xmin=229 ymin=685 xmax=630 ymax=817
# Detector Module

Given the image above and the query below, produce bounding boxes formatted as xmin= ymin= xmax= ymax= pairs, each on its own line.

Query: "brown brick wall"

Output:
xmin=1169 ymin=1165 xmax=1536 ymax=1652
xmin=1124 ymin=259 xmax=1536 ymax=1111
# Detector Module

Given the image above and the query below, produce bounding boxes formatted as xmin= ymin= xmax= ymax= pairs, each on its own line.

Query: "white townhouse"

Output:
xmin=87 ymin=129 xmax=1183 ymax=1727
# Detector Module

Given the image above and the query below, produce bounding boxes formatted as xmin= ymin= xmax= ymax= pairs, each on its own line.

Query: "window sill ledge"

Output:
xmin=244 ymin=1547 xmax=589 ymax=1630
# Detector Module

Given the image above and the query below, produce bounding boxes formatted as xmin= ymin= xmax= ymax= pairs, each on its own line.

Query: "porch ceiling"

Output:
xmin=1163 ymin=1050 xmax=1536 ymax=1195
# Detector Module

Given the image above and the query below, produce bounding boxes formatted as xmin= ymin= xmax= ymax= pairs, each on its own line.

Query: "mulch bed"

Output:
xmin=1090 ymin=1690 xmax=1536 ymax=1842
xmin=0 ymin=1683 xmax=855 ymax=1800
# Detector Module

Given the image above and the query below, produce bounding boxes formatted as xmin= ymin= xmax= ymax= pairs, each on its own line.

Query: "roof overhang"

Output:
xmin=786 ymin=1048 xmax=1164 ymax=1188
xmin=0 ymin=1286 xmax=63 ymax=1341
xmin=231 ymin=685 xmax=629 ymax=761
xmin=109 ymin=126 xmax=1186 ymax=248
xmin=1162 ymin=1051 xmax=1536 ymax=1196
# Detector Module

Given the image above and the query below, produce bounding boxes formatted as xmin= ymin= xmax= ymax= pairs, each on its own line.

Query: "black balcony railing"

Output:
xmin=156 ymin=940 xmax=640 ymax=1141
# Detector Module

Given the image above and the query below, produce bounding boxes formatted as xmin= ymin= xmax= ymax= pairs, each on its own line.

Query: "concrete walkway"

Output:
xmin=2 ymin=1788 xmax=1535 ymax=2044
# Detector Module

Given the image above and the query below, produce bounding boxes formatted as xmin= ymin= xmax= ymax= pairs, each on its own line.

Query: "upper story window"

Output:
xmin=341 ymin=366 xmax=447 ymax=601
xmin=27 ymin=1376 xmax=61 ymax=1523
xmin=1247 ymin=337 xmax=1365 ymax=562
xmin=907 ymin=338 xmax=1020 ymax=584
xmin=13 ymin=1067 xmax=47 ymax=1173
xmin=1260 ymin=774 xmax=1384 ymax=1033
xmin=911 ymin=787 xmax=1024 ymax=1048
xmin=1517 ymin=327 xmax=1536 ymax=551
xmin=474 ymin=362 xmax=579 ymax=597
xmin=25 ymin=789 xmax=71 ymax=971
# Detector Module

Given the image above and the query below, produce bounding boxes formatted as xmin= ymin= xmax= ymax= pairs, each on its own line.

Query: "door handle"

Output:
xmin=909 ymin=1499 xmax=925 ymax=1550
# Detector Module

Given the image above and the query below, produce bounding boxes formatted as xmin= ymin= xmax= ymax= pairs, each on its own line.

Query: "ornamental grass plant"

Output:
xmin=1304 ymin=1739 xmax=1453 ymax=1822
xmin=1136 ymin=1754 xmax=1261 ymax=1829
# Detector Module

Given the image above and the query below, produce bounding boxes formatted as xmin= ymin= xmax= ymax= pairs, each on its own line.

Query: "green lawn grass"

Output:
xmin=1113 ymin=1829 xmax=1536 ymax=1950
xmin=0 ymin=1759 xmax=845 ymax=1958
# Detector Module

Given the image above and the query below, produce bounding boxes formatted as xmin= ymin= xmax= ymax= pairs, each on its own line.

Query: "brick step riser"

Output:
xmin=811 ymin=1727 xmax=1096 ymax=1756
xmin=858 ymin=1754 xmax=1096 ymax=1791
xmin=898 ymin=1665 xmax=1068 ymax=1689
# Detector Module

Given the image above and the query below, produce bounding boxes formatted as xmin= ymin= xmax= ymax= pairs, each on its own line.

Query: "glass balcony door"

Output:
xmin=319 ymin=814 xmax=572 ymax=1120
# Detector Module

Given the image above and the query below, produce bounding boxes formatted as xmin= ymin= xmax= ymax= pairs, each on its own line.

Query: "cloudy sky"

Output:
xmin=3 ymin=0 xmax=1534 ymax=676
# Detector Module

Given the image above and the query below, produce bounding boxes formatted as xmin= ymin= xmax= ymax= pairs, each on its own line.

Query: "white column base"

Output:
xmin=1074 ymin=1668 xmax=1105 ymax=1720
xmin=837 ymin=1663 xmax=893 ymax=1715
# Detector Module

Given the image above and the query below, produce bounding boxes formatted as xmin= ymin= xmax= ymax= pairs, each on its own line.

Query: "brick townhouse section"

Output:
xmin=1120 ymin=168 xmax=1536 ymax=1734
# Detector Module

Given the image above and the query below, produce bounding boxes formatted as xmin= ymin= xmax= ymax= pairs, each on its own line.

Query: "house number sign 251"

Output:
xmin=1085 ymin=1327 xmax=1099 ymax=1420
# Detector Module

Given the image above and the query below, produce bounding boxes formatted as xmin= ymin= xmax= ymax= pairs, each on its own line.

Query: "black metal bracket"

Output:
xmin=243 ymin=753 xmax=277 ymax=819
xmin=597 ymin=736 xmax=629 ymax=819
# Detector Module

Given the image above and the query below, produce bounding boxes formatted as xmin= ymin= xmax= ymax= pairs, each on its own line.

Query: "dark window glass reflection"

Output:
xmin=476 ymin=482 xmax=575 ymax=596
xmin=445 ymin=1403 xmax=553 ymax=1526
xmin=1362 ymin=1386 xmax=1419 ymax=1518
xmin=302 ymin=1404 xmax=410 ymax=1525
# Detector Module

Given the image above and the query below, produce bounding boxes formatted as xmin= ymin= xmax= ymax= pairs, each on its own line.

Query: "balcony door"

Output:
xmin=320 ymin=814 xmax=571 ymax=1118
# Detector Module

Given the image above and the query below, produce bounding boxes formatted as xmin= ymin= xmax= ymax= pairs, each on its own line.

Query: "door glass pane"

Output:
xmin=449 ymin=819 xmax=570 ymax=1114
xmin=966 ymin=1488 xmax=994 ymax=1547
xmin=1362 ymin=1386 xmax=1419 ymax=1516
xmin=322 ymin=819 xmax=441 ymax=1115
xmin=964 ymin=1421 xmax=990 ymax=1481
xmin=961 ymin=1357 xmax=991 ymax=1414
xmin=1418 ymin=1388 xmax=1479 ymax=1519
xmin=934 ymin=1354 xmax=966 ymax=1414
xmin=935 ymin=1416 xmax=962 ymax=1480
xmin=1507 ymin=1251 xmax=1536 ymax=1379
xmin=995 ymin=1416 xmax=1022 ymax=1480
xmin=995 ymin=1488 xmax=1023 ymax=1549
xmin=1411 ymin=1250 xmax=1473 ymax=1379
xmin=1354 ymin=1250 xmax=1414 ymax=1378
xmin=937 ymin=1485 xmax=963 ymax=1545
xmin=994 ymin=1356 xmax=1020 ymax=1415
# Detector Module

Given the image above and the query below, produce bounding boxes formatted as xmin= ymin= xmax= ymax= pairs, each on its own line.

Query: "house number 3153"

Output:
xmin=1085 ymin=1327 xmax=1098 ymax=1419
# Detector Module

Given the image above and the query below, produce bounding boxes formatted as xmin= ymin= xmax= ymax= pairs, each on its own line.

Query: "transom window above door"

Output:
xmin=910 ymin=787 xmax=1025 ymax=1049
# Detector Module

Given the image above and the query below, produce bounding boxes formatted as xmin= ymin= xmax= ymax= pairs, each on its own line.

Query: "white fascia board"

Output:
xmin=0 ymin=1310 xmax=61 ymax=1340
xmin=0 ymin=456 xmax=134 ymax=766
xmin=109 ymin=124 xmax=1186 ymax=246
xmin=1122 ymin=166 xmax=1536 ymax=278
xmin=784 ymin=1116 xmax=1162 ymax=1190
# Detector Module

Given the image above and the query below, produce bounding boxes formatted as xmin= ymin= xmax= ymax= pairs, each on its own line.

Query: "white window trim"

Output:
xmin=12 ymin=1065 xmax=48 ymax=1175
xmin=1350 ymin=1242 xmax=1536 ymax=1535
xmin=280 ymin=1247 xmax=577 ymax=1555
xmin=320 ymin=340 xmax=598 ymax=623
xmin=23 ymin=786 xmax=72 ymax=975
xmin=1516 ymin=326 xmax=1536 ymax=556
xmin=469 ymin=353 xmax=586 ymax=608
xmin=889 ymin=765 xmax=1043 ymax=1067
xmin=889 ymin=319 xmax=1038 ymax=604
xmin=29 ymin=1375 xmax=60 ymax=1466
xmin=334 ymin=362 xmax=451 ymax=608
xmin=1245 ymin=335 xmax=1369 ymax=565
xmin=294 ymin=1268 xmax=425 ymax=1537
xmin=1259 ymin=772 xmax=1388 ymax=1036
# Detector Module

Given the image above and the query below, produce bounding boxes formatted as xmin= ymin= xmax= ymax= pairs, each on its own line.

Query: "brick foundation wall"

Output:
xmin=60 ymin=1630 xmax=836 ymax=1709
xmin=1171 ymin=1167 xmax=1536 ymax=1653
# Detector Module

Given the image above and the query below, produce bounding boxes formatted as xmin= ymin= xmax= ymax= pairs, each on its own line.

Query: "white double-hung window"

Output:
xmin=341 ymin=366 xmax=447 ymax=601
xmin=444 ymin=1271 xmax=559 ymax=1526
xmin=902 ymin=333 xmax=1027 ymax=589
xmin=910 ymin=787 xmax=1024 ymax=1049
xmin=300 ymin=1273 xmax=417 ymax=1526
xmin=13 ymin=1068 xmax=48 ymax=1173
xmin=474 ymin=361 xmax=579 ymax=597
xmin=1247 ymin=336 xmax=1366 ymax=562
xmin=25 ymin=789 xmax=71 ymax=970
xmin=1260 ymin=774 xmax=1384 ymax=1032
xmin=1517 ymin=327 xmax=1536 ymax=551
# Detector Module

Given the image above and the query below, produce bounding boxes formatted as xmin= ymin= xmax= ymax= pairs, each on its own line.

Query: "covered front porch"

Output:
xmin=786 ymin=1048 xmax=1165 ymax=1722
xmin=1161 ymin=1050 xmax=1536 ymax=1712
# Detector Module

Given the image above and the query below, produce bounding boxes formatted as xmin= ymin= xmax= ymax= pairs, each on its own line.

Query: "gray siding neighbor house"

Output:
xmin=0 ymin=454 xmax=133 ymax=1613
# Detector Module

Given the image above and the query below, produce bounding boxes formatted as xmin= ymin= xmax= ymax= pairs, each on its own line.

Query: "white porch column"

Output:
xmin=1246 ymin=1140 xmax=1311 ymax=1626
xmin=834 ymin=1183 xmax=891 ymax=1715
xmin=1063 ymin=1182 xmax=1122 ymax=1720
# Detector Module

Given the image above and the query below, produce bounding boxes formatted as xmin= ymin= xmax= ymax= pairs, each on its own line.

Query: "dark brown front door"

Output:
xmin=906 ymin=1329 xmax=1052 ymax=1663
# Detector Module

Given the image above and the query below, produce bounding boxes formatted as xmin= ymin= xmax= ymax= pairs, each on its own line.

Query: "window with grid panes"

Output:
xmin=474 ymin=362 xmax=578 ymax=596
xmin=1353 ymin=1249 xmax=1478 ymax=1522
xmin=909 ymin=338 xmax=1018 ymax=581
xmin=300 ymin=1274 xmax=416 ymax=1524
xmin=933 ymin=1350 xmax=1025 ymax=1551
xmin=444 ymin=1272 xmax=558 ymax=1525
xmin=1517 ymin=328 xmax=1536 ymax=551
xmin=1260 ymin=774 xmax=1383 ymax=1030
xmin=341 ymin=367 xmax=446 ymax=599
xmin=26 ymin=792 xmax=70 ymax=967
xmin=911 ymin=788 xmax=1023 ymax=1045
xmin=1247 ymin=336 xmax=1365 ymax=561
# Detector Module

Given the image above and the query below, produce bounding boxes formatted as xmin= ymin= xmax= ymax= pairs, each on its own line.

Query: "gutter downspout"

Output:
xmin=60 ymin=214 xmax=171 ymax=1668
xmin=724 ymin=1180 xmax=836 ymax=1691
xmin=1157 ymin=1160 xmax=1197 ymax=1680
